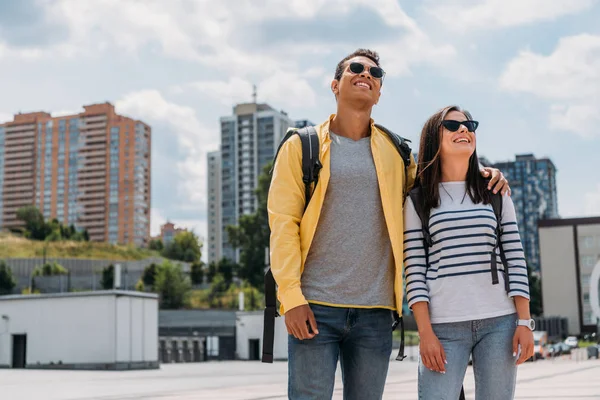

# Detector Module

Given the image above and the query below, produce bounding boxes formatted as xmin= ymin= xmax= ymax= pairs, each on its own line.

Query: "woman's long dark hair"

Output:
xmin=416 ymin=105 xmax=491 ymax=217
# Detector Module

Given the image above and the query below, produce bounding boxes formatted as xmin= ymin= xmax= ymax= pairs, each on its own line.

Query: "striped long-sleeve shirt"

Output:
xmin=403 ymin=182 xmax=530 ymax=324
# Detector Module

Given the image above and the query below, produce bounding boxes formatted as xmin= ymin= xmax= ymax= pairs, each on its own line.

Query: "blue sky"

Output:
xmin=0 ymin=0 xmax=599 ymax=247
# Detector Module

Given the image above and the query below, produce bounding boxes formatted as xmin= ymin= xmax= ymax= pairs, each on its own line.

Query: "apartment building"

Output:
xmin=0 ymin=103 xmax=151 ymax=246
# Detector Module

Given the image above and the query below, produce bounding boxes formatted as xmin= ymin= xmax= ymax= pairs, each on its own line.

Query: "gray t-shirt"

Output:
xmin=301 ymin=131 xmax=395 ymax=308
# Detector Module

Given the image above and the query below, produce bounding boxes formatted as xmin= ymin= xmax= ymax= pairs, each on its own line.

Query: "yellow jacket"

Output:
xmin=267 ymin=115 xmax=417 ymax=314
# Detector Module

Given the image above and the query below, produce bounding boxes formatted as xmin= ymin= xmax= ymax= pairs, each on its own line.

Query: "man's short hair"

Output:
xmin=333 ymin=49 xmax=380 ymax=81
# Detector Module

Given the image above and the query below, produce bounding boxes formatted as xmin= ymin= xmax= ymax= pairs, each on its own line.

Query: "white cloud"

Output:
xmin=549 ymin=105 xmax=600 ymax=139
xmin=1 ymin=0 xmax=453 ymax=81
xmin=585 ymin=184 xmax=600 ymax=215
xmin=377 ymin=30 xmax=455 ymax=77
xmin=189 ymin=78 xmax=255 ymax=106
xmin=188 ymin=72 xmax=318 ymax=109
xmin=500 ymin=34 xmax=600 ymax=138
xmin=429 ymin=0 xmax=595 ymax=31
xmin=116 ymin=90 xmax=214 ymax=234
xmin=0 ymin=112 xmax=12 ymax=124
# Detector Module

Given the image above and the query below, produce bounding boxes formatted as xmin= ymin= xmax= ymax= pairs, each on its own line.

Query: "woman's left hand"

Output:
xmin=513 ymin=326 xmax=534 ymax=365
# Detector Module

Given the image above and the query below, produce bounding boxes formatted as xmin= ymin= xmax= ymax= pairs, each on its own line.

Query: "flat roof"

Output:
xmin=539 ymin=217 xmax=600 ymax=228
xmin=0 ymin=290 xmax=158 ymax=302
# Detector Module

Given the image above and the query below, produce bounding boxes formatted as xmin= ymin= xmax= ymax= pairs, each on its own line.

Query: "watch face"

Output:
xmin=530 ymin=320 xmax=536 ymax=330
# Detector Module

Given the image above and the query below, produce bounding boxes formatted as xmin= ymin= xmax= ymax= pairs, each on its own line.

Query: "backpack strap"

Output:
xmin=262 ymin=126 xmax=321 ymax=363
xmin=262 ymin=268 xmax=277 ymax=363
xmin=490 ymin=192 xmax=510 ymax=293
xmin=374 ymin=124 xmax=412 ymax=199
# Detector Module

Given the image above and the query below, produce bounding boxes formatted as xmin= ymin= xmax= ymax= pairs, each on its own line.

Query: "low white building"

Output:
xmin=539 ymin=217 xmax=600 ymax=336
xmin=0 ymin=290 xmax=158 ymax=370
xmin=236 ymin=311 xmax=287 ymax=361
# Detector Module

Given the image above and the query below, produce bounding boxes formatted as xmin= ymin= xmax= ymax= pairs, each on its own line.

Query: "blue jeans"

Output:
xmin=418 ymin=313 xmax=518 ymax=400
xmin=288 ymin=304 xmax=393 ymax=400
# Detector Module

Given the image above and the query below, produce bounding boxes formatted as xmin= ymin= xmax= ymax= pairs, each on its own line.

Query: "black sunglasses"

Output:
xmin=348 ymin=62 xmax=385 ymax=80
xmin=441 ymin=120 xmax=479 ymax=132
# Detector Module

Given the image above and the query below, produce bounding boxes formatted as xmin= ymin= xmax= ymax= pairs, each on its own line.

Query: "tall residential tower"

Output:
xmin=0 ymin=103 xmax=151 ymax=246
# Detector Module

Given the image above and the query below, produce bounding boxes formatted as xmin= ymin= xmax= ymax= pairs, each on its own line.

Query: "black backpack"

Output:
xmin=262 ymin=124 xmax=412 ymax=363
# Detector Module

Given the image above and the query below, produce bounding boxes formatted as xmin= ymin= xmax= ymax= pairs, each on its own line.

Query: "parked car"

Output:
xmin=548 ymin=342 xmax=572 ymax=357
xmin=565 ymin=336 xmax=579 ymax=348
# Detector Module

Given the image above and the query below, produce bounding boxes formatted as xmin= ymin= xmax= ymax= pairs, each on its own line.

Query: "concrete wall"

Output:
xmin=236 ymin=312 xmax=287 ymax=361
xmin=539 ymin=226 xmax=581 ymax=335
xmin=0 ymin=291 xmax=158 ymax=369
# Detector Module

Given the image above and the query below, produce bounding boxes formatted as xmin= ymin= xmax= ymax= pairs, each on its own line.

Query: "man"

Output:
xmin=268 ymin=49 xmax=508 ymax=399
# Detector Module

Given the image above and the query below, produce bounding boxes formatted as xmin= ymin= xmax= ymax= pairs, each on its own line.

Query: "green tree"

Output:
xmin=16 ymin=206 xmax=49 ymax=240
xmin=142 ymin=263 xmax=158 ymax=287
xmin=135 ymin=279 xmax=145 ymax=292
xmin=226 ymin=162 xmax=272 ymax=289
xmin=0 ymin=261 xmax=16 ymax=295
xmin=82 ymin=229 xmax=90 ymax=241
xmin=190 ymin=261 xmax=205 ymax=285
xmin=217 ymin=258 xmax=236 ymax=287
xmin=206 ymin=261 xmax=217 ymax=283
xmin=33 ymin=262 xmax=68 ymax=276
xmin=207 ymin=274 xmax=229 ymax=308
xmin=154 ymin=260 xmax=192 ymax=309
xmin=148 ymin=239 xmax=164 ymax=251
xmin=162 ymin=231 xmax=202 ymax=263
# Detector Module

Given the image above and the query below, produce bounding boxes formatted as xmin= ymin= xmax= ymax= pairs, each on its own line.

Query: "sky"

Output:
xmin=0 ymin=0 xmax=599 ymax=247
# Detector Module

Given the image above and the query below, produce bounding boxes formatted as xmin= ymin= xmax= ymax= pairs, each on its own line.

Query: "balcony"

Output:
xmin=3 ymin=184 xmax=34 ymax=194
xmin=4 ymin=144 xmax=34 ymax=153
xmin=79 ymin=191 xmax=105 ymax=200
xmin=4 ymin=171 xmax=34 ymax=180
xmin=78 ymin=177 xmax=106 ymax=186
xmin=2 ymin=191 xmax=34 ymax=200
xmin=79 ymin=163 xmax=106 ymax=172
xmin=4 ymin=159 xmax=34 ymax=168
xmin=5 ymin=125 xmax=35 ymax=134
xmin=3 ymin=177 xmax=34 ymax=187
xmin=4 ymin=152 xmax=34 ymax=163
xmin=77 ymin=170 xmax=106 ymax=180
xmin=79 ymin=150 xmax=106 ymax=160
xmin=5 ymin=137 xmax=35 ymax=147
xmin=87 ymin=226 xmax=105 ymax=234
xmin=79 ymin=198 xmax=105 ymax=207
xmin=78 ymin=214 xmax=105 ymax=223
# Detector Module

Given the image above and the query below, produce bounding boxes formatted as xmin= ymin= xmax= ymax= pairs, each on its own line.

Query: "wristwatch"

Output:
xmin=517 ymin=319 xmax=535 ymax=331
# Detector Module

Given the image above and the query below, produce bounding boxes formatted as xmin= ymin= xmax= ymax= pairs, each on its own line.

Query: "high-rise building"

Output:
xmin=493 ymin=154 xmax=559 ymax=271
xmin=0 ymin=103 xmax=151 ymax=246
xmin=207 ymin=150 xmax=222 ymax=264
xmin=216 ymin=103 xmax=295 ymax=262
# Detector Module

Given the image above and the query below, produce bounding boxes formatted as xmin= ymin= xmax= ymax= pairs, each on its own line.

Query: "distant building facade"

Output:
xmin=0 ymin=103 xmax=151 ymax=246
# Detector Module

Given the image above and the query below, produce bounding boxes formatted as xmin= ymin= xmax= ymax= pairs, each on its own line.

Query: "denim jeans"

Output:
xmin=418 ymin=313 xmax=518 ymax=400
xmin=288 ymin=303 xmax=394 ymax=400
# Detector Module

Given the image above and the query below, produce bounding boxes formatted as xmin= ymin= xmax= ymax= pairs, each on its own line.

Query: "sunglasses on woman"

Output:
xmin=347 ymin=62 xmax=385 ymax=80
xmin=441 ymin=120 xmax=479 ymax=133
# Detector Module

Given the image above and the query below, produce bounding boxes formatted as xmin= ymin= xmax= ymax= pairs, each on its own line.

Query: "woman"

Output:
xmin=403 ymin=105 xmax=534 ymax=399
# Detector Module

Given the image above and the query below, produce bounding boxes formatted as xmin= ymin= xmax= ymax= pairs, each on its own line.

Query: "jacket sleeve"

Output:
xmin=405 ymin=153 xmax=417 ymax=194
xmin=267 ymin=135 xmax=308 ymax=313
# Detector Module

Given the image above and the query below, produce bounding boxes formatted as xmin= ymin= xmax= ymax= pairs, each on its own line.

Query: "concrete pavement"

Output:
xmin=1 ymin=356 xmax=599 ymax=399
